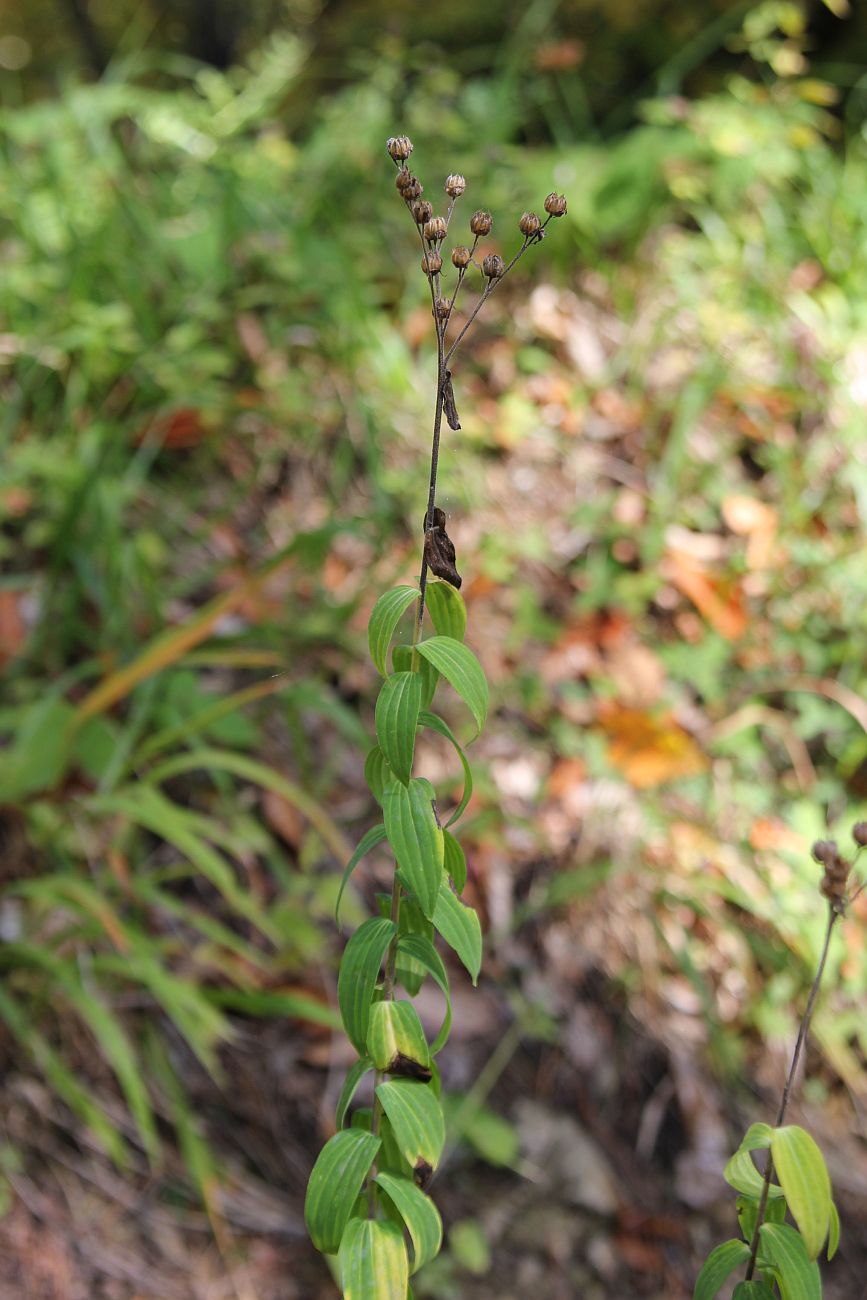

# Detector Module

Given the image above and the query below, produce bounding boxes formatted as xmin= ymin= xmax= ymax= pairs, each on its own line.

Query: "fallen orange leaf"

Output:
xmin=664 ymin=551 xmax=747 ymax=640
xmin=597 ymin=700 xmax=707 ymax=788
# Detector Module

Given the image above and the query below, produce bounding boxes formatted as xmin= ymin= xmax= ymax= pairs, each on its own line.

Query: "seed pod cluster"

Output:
xmin=470 ymin=210 xmax=493 ymax=236
xmin=519 ymin=211 xmax=542 ymax=237
xmin=411 ymin=199 xmax=433 ymax=225
xmin=451 ymin=246 xmax=472 ymax=269
xmin=544 ymin=192 xmax=568 ymax=217
xmin=421 ymin=251 xmax=443 ymax=277
xmin=445 ymin=174 xmax=466 ymax=198
xmin=424 ymin=216 xmax=447 ymax=243
xmin=482 ymin=253 xmax=505 ymax=280
xmin=812 ymin=839 xmax=851 ymax=908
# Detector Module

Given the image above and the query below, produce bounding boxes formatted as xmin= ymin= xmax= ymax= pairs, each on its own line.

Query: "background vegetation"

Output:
xmin=1 ymin=1 xmax=866 ymax=1296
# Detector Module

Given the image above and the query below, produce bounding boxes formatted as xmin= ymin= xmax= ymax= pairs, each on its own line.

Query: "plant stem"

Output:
xmin=744 ymin=905 xmax=839 ymax=1280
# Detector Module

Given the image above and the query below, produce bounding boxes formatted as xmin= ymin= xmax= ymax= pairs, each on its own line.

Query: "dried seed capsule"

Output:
xmin=482 ymin=252 xmax=505 ymax=280
xmin=387 ymin=135 xmax=413 ymax=161
xmin=421 ymin=251 xmax=443 ymax=276
xmin=519 ymin=211 xmax=542 ymax=237
xmin=411 ymin=199 xmax=433 ymax=225
xmin=470 ymin=210 xmax=493 ymax=236
xmin=811 ymin=839 xmax=838 ymax=866
xmin=544 ymin=191 xmax=568 ymax=217
xmin=396 ymin=171 xmax=422 ymax=199
xmin=852 ymin=822 xmax=867 ymax=847
xmin=432 ymin=296 xmax=450 ymax=319
xmin=423 ymin=216 xmax=447 ymax=242
xmin=451 ymin=245 xmax=472 ymax=269
xmin=445 ymin=173 xmax=466 ymax=198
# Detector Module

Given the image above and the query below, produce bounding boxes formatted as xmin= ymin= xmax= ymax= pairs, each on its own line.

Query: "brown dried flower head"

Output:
xmin=387 ymin=135 xmax=413 ymax=162
xmin=519 ymin=211 xmax=542 ymax=237
xmin=421 ymin=251 xmax=443 ymax=277
xmin=432 ymin=296 xmax=450 ymax=320
xmin=482 ymin=253 xmax=505 ymax=280
xmin=411 ymin=199 xmax=433 ymax=225
xmin=423 ymin=216 xmax=447 ymax=242
xmin=852 ymin=821 xmax=867 ymax=848
xmin=544 ymin=192 xmax=568 ymax=217
xmin=396 ymin=172 xmax=422 ymax=199
xmin=451 ymin=245 xmax=472 ymax=269
xmin=470 ymin=210 xmax=493 ymax=236
xmin=445 ymin=174 xmax=466 ymax=198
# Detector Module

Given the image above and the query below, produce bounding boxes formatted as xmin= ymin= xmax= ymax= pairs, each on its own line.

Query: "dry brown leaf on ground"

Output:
xmin=663 ymin=548 xmax=747 ymax=640
xmin=596 ymin=700 xmax=707 ymax=788
xmin=722 ymin=493 xmax=779 ymax=569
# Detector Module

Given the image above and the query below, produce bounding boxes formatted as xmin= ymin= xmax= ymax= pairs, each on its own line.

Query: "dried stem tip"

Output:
xmin=423 ymin=216 xmax=447 ymax=242
xmin=396 ymin=172 xmax=422 ymax=199
xmin=432 ymin=296 xmax=450 ymax=319
xmin=421 ymin=251 xmax=443 ymax=276
xmin=519 ymin=211 xmax=542 ymax=237
xmin=387 ymin=135 xmax=413 ymax=161
xmin=445 ymin=174 xmax=466 ymax=198
xmin=482 ymin=252 xmax=505 ymax=280
xmin=411 ymin=199 xmax=433 ymax=225
xmin=544 ymin=192 xmax=568 ymax=217
xmin=451 ymin=245 xmax=472 ymax=269
xmin=470 ymin=210 xmax=493 ymax=236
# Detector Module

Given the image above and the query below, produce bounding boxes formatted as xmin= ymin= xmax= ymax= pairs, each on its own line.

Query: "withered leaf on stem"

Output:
xmin=423 ymin=507 xmax=462 ymax=589
xmin=442 ymin=370 xmax=461 ymax=431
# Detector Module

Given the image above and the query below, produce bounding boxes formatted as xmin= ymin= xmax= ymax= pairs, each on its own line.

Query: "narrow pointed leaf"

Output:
xmin=337 ymin=918 xmax=397 ymax=1053
xmin=339 ymin=1216 xmax=409 ymax=1300
xmin=375 ymin=1171 xmax=443 ymax=1273
xmin=693 ymin=1239 xmax=751 ymax=1300
xmin=364 ymin=745 xmax=390 ymax=803
xmin=771 ymin=1125 xmax=832 ymax=1260
xmin=418 ymin=711 xmax=473 ymax=826
xmin=759 ymin=1223 xmax=822 ymax=1300
xmin=304 ymin=1129 xmax=381 ymax=1254
xmin=382 ymin=778 xmax=444 ymax=920
xmin=336 ymin=1057 xmax=374 ymax=1129
xmin=396 ymin=934 xmax=452 ymax=1053
xmin=426 ymin=582 xmax=467 ymax=642
xmin=443 ymin=830 xmax=467 ymax=893
xmin=367 ymin=1000 xmax=431 ymax=1079
xmin=725 ymin=1149 xmax=784 ymax=1200
xmin=376 ymin=1079 xmax=445 ymax=1177
xmin=375 ymin=672 xmax=423 ymax=784
xmin=433 ymin=882 xmax=482 ymax=984
xmin=415 ymin=637 xmax=488 ymax=734
xmin=336 ymin=824 xmax=388 ymax=924
xmin=369 ymin=585 xmax=420 ymax=676
xmin=827 ymin=1201 xmax=840 ymax=1260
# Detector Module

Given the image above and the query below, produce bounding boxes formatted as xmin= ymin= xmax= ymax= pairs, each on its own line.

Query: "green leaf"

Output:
xmin=368 ymin=585 xmax=420 ymax=676
xmin=418 ymin=711 xmax=473 ymax=826
xmin=336 ymin=1057 xmax=374 ymax=1129
xmin=739 ymin=1123 xmax=774 ymax=1151
xmin=759 ymin=1223 xmax=822 ymax=1300
xmin=375 ymin=1172 xmax=443 ymax=1274
xmin=395 ymin=897 xmax=434 ymax=996
xmin=737 ymin=1193 xmax=785 ymax=1243
xmin=367 ymin=1001 xmax=431 ymax=1080
xmin=382 ymin=778 xmax=444 ymax=920
xmin=415 ymin=637 xmax=488 ymax=735
xmin=337 ymin=918 xmax=397 ymax=1053
xmin=732 ymin=1285 xmax=777 ymax=1299
xmin=376 ymin=1080 xmax=445 ymax=1177
xmin=724 ymin=1149 xmax=784 ymax=1200
xmin=364 ymin=745 xmax=390 ymax=803
xmin=771 ymin=1125 xmax=832 ymax=1260
xmin=339 ymin=1217 xmax=409 ymax=1300
xmin=393 ymin=644 xmax=439 ymax=708
xmin=827 ymin=1200 xmax=840 ymax=1260
xmin=396 ymin=934 xmax=452 ymax=1053
xmin=375 ymin=672 xmax=423 ymax=784
xmin=304 ymin=1130 xmax=381 ymax=1254
xmin=426 ymin=582 xmax=467 ymax=642
xmin=433 ymin=881 xmax=482 ymax=984
xmin=336 ymin=824 xmax=388 ymax=925
xmin=443 ymin=830 xmax=467 ymax=893
xmin=693 ymin=1239 xmax=751 ymax=1300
